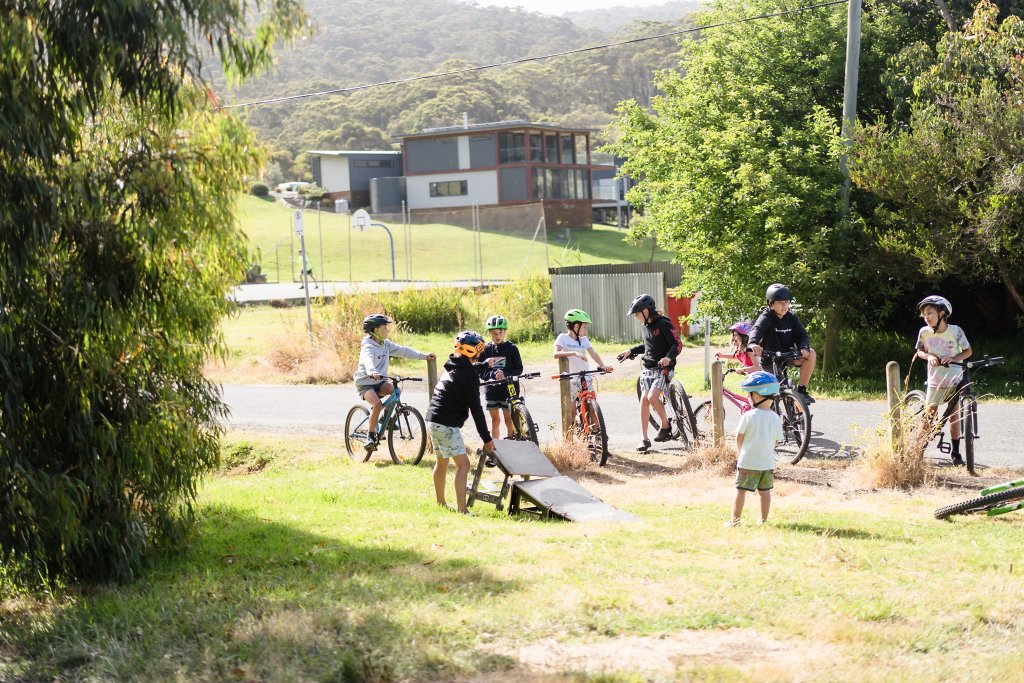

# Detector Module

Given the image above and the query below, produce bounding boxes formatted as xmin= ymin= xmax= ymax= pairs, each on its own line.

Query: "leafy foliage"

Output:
xmin=0 ymin=0 xmax=307 ymax=583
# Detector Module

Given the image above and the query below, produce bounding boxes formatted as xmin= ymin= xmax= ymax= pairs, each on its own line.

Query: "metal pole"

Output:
xmin=839 ymin=0 xmax=862 ymax=218
xmin=347 ymin=211 xmax=353 ymax=282
xmin=317 ymin=200 xmax=324 ymax=285
xmin=371 ymin=223 xmax=396 ymax=280
xmin=703 ymin=317 xmax=712 ymax=389
xmin=299 ymin=234 xmax=313 ymax=342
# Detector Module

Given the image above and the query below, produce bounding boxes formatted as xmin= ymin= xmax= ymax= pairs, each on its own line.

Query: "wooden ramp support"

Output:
xmin=467 ymin=439 xmax=635 ymax=522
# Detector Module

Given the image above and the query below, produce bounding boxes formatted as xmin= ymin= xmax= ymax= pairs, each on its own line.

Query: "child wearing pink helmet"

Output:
xmin=716 ymin=321 xmax=762 ymax=374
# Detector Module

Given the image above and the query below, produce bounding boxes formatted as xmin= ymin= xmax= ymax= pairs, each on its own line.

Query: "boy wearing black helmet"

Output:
xmin=355 ymin=314 xmax=436 ymax=453
xmin=616 ymin=293 xmax=682 ymax=452
xmin=426 ymin=331 xmax=496 ymax=514
xmin=748 ymin=284 xmax=817 ymax=404
xmin=914 ymin=295 xmax=972 ymax=466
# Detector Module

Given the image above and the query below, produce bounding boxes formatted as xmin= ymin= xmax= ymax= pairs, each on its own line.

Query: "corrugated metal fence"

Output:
xmin=551 ymin=272 xmax=665 ymax=342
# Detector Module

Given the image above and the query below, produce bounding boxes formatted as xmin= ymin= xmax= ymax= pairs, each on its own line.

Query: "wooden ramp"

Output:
xmin=467 ymin=440 xmax=634 ymax=522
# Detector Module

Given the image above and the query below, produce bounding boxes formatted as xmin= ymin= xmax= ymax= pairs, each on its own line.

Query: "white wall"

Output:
xmin=406 ymin=170 xmax=498 ymax=209
xmin=319 ymin=157 xmax=351 ymax=193
xmin=457 ymin=135 xmax=470 ymax=170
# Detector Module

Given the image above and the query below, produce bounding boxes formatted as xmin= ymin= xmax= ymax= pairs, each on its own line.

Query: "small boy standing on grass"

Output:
xmin=478 ymin=314 xmax=524 ymax=439
xmin=426 ymin=331 xmax=496 ymax=514
xmin=354 ymin=314 xmax=435 ymax=454
xmin=726 ymin=371 xmax=784 ymax=527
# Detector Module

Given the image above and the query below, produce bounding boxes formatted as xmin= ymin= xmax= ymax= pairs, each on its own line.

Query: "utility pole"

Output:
xmin=839 ymin=0 xmax=862 ymax=219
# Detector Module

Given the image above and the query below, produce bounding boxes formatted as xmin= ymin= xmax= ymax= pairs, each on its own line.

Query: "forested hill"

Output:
xmin=210 ymin=0 xmax=699 ymax=183
xmin=564 ymin=1 xmax=706 ymax=32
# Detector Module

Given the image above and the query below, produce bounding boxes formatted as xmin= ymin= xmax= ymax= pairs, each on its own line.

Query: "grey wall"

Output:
xmin=499 ymin=167 xmax=528 ymax=201
xmin=469 ymin=134 xmax=496 ymax=168
xmin=551 ymin=272 xmax=665 ymax=342
xmin=348 ymin=156 xmax=402 ymax=191
xmin=406 ymin=139 xmax=459 ymax=173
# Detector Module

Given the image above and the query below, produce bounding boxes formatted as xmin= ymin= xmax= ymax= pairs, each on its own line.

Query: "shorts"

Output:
xmin=357 ymin=381 xmax=386 ymax=399
xmin=568 ymin=376 xmax=599 ymax=395
xmin=638 ymin=367 xmax=672 ymax=394
xmin=925 ymin=385 xmax=959 ymax=407
xmin=735 ymin=468 xmax=774 ymax=491
xmin=485 ymin=400 xmax=510 ymax=411
xmin=426 ymin=421 xmax=466 ymax=459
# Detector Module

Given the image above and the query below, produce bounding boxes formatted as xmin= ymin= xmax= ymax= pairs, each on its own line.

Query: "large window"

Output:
xmin=429 ymin=180 xmax=468 ymax=197
xmin=560 ymin=135 xmax=575 ymax=165
xmin=544 ymin=134 xmax=559 ymax=163
xmin=498 ymin=132 xmax=526 ymax=163
xmin=529 ymin=134 xmax=543 ymax=162
xmin=532 ymin=168 xmax=591 ymax=200
xmin=353 ymin=159 xmax=394 ymax=168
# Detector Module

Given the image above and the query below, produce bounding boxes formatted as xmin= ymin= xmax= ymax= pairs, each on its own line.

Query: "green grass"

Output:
xmin=238 ymin=195 xmax=674 ymax=283
xmin=4 ymin=433 xmax=1024 ymax=681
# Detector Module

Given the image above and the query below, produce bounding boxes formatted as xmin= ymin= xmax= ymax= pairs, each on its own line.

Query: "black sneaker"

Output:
xmin=796 ymin=386 xmax=816 ymax=404
xmin=951 ymin=454 xmax=965 ymax=467
xmin=653 ymin=426 xmax=673 ymax=442
xmin=636 ymin=439 xmax=651 ymax=453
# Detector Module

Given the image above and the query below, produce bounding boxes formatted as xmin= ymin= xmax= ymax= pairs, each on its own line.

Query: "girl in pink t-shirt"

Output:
xmin=717 ymin=322 xmax=762 ymax=373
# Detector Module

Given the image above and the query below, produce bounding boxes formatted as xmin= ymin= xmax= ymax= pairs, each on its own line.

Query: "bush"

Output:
xmin=478 ymin=275 xmax=552 ymax=342
xmin=250 ymin=182 xmax=269 ymax=197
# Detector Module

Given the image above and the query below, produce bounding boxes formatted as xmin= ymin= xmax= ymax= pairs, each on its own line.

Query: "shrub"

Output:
xmin=858 ymin=408 xmax=933 ymax=489
xmin=543 ymin=434 xmax=593 ymax=471
xmin=478 ymin=275 xmax=552 ymax=342
xmin=250 ymin=182 xmax=269 ymax=197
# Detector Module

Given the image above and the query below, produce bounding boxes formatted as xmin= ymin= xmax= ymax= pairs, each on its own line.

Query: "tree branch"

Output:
xmin=997 ymin=258 xmax=1024 ymax=315
xmin=933 ymin=0 xmax=958 ymax=32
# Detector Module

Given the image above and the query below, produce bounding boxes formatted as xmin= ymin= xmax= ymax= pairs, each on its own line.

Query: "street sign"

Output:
xmin=292 ymin=209 xmax=304 ymax=235
xmin=351 ymin=208 xmax=370 ymax=232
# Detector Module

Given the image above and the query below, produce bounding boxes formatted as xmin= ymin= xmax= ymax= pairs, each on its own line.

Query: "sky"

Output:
xmin=479 ymin=0 xmax=669 ymax=16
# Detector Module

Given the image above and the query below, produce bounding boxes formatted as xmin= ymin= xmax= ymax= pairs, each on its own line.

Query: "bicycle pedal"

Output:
xmin=937 ymin=440 xmax=951 ymax=455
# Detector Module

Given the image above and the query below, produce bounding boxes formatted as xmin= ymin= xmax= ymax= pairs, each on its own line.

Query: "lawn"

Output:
xmin=4 ymin=433 xmax=1024 ymax=681
xmin=239 ymin=195 xmax=674 ymax=283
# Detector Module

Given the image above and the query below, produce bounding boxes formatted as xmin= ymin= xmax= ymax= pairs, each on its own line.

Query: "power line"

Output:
xmin=220 ymin=0 xmax=848 ymax=110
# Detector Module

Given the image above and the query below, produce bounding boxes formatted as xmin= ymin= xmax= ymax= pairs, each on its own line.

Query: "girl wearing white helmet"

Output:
xmin=914 ymin=295 xmax=972 ymax=466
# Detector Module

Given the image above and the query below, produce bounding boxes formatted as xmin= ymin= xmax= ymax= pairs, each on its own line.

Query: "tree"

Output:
xmin=854 ymin=1 xmax=1024 ymax=323
xmin=610 ymin=0 xmax=968 ymax=364
xmin=0 ymin=0 xmax=307 ymax=583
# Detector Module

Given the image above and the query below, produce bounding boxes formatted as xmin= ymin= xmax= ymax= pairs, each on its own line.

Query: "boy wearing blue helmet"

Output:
xmin=726 ymin=371 xmax=784 ymax=527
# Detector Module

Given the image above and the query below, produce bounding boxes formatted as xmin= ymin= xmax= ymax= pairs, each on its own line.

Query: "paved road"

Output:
xmin=221 ymin=383 xmax=1022 ymax=470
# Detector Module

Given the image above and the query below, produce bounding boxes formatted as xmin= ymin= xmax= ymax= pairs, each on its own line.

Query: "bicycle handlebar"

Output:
xmin=551 ymin=368 xmax=610 ymax=380
xmin=947 ymin=356 xmax=1005 ymax=370
xmin=480 ymin=371 xmax=541 ymax=386
xmin=384 ymin=375 xmax=422 ymax=384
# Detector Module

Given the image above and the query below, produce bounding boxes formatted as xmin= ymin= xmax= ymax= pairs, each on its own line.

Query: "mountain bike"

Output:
xmin=344 ymin=375 xmax=426 ymax=465
xmin=481 ymin=371 xmax=541 ymax=445
xmin=902 ymin=355 xmax=1004 ymax=476
xmin=552 ymin=368 xmax=610 ymax=466
xmin=934 ymin=477 xmax=1024 ymax=520
xmin=633 ymin=367 xmax=700 ymax=449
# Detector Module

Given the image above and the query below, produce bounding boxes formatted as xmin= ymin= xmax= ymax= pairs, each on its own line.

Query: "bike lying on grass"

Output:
xmin=934 ymin=477 xmax=1024 ymax=520
xmin=902 ymin=356 xmax=1005 ymax=476
xmin=481 ymin=371 xmax=541 ymax=445
xmin=344 ymin=375 xmax=426 ymax=465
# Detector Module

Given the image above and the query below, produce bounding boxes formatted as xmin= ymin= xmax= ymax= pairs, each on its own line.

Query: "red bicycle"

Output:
xmin=552 ymin=368 xmax=610 ymax=466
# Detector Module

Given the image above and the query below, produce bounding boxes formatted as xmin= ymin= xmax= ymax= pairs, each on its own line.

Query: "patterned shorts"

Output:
xmin=735 ymin=468 xmax=774 ymax=491
xmin=638 ymin=367 xmax=672 ymax=395
xmin=426 ymin=421 xmax=466 ymax=459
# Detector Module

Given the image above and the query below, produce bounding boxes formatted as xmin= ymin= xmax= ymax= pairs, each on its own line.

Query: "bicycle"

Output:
xmin=344 ymin=375 xmax=427 ymax=465
xmin=632 ymin=367 xmax=700 ymax=449
xmin=552 ymin=368 xmax=610 ymax=466
xmin=934 ymin=476 xmax=1024 ymax=520
xmin=902 ymin=355 xmax=1004 ymax=476
xmin=481 ymin=371 xmax=541 ymax=445
xmin=693 ymin=350 xmax=812 ymax=464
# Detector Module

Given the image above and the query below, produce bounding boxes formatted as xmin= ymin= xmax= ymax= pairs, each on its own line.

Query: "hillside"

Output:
xmin=564 ymin=0 xmax=705 ymax=32
xmin=209 ymin=0 xmax=697 ymax=184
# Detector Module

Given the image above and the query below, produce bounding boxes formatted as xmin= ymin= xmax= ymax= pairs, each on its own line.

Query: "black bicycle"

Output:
xmin=761 ymin=349 xmax=813 ymax=464
xmin=633 ymin=367 xmax=700 ymax=449
xmin=481 ymin=371 xmax=541 ymax=445
xmin=902 ymin=355 xmax=1004 ymax=476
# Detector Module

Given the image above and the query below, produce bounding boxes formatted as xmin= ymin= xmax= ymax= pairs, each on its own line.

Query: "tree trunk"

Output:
xmin=997 ymin=258 xmax=1024 ymax=316
xmin=822 ymin=307 xmax=842 ymax=375
xmin=933 ymin=0 xmax=958 ymax=31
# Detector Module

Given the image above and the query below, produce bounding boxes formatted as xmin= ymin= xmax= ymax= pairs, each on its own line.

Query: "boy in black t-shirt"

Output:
xmin=477 ymin=314 xmax=524 ymax=440
xmin=748 ymin=283 xmax=817 ymax=404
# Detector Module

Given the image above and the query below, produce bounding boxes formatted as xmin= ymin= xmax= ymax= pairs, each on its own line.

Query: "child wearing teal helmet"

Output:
xmin=725 ymin=371 xmax=784 ymax=527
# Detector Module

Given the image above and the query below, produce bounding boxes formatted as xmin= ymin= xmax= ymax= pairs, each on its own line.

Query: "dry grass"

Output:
xmin=678 ymin=443 xmax=738 ymax=476
xmin=542 ymin=434 xmax=593 ymax=471
xmin=857 ymin=409 xmax=934 ymax=489
xmin=266 ymin=318 xmax=361 ymax=383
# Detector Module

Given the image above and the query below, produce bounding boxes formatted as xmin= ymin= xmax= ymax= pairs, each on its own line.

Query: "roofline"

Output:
xmin=306 ymin=150 xmax=402 ymax=156
xmin=396 ymin=122 xmax=594 ymax=140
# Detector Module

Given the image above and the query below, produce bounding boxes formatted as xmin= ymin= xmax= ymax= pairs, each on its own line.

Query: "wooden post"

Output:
xmin=558 ymin=357 xmax=574 ymax=438
xmin=886 ymin=361 xmax=902 ymax=448
xmin=427 ymin=356 xmax=438 ymax=394
xmin=711 ymin=359 xmax=725 ymax=448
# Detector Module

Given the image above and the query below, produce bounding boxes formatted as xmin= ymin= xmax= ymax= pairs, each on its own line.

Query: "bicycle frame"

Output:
xmin=355 ymin=377 xmax=408 ymax=437
xmin=913 ymin=356 xmax=1004 ymax=444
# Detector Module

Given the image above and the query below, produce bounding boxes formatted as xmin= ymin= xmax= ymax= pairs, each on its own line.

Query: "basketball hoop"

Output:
xmin=351 ymin=208 xmax=371 ymax=232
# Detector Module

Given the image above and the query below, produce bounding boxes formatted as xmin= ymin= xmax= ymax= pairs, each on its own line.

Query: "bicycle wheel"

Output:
xmin=691 ymin=400 xmax=713 ymax=447
xmin=577 ymin=400 xmax=609 ymax=466
xmin=934 ymin=486 xmax=1024 ymax=520
xmin=668 ymin=381 xmax=693 ymax=449
xmin=902 ymin=390 xmax=926 ymax=418
xmin=774 ymin=389 xmax=811 ymax=464
xmin=388 ymin=405 xmax=426 ymax=465
xmin=962 ymin=396 xmax=977 ymax=476
xmin=511 ymin=403 xmax=539 ymax=445
xmin=344 ymin=405 xmax=372 ymax=462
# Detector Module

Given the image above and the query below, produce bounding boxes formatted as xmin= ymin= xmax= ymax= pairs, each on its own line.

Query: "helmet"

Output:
xmin=916 ymin=295 xmax=952 ymax=317
xmin=453 ymin=330 xmax=485 ymax=359
xmin=766 ymin=284 xmax=793 ymax=304
xmin=627 ymin=294 xmax=657 ymax=316
xmin=729 ymin=321 xmax=753 ymax=336
xmin=362 ymin=314 xmax=393 ymax=333
xmin=739 ymin=371 xmax=780 ymax=396
xmin=485 ymin=314 xmax=508 ymax=330
xmin=564 ymin=309 xmax=592 ymax=324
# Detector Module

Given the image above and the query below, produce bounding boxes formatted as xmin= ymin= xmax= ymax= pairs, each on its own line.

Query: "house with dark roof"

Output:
xmin=308 ymin=150 xmax=403 ymax=210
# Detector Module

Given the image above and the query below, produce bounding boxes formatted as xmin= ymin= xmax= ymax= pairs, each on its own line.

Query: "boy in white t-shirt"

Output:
xmin=553 ymin=308 xmax=613 ymax=392
xmin=726 ymin=371 xmax=784 ymax=527
xmin=914 ymin=295 xmax=972 ymax=466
